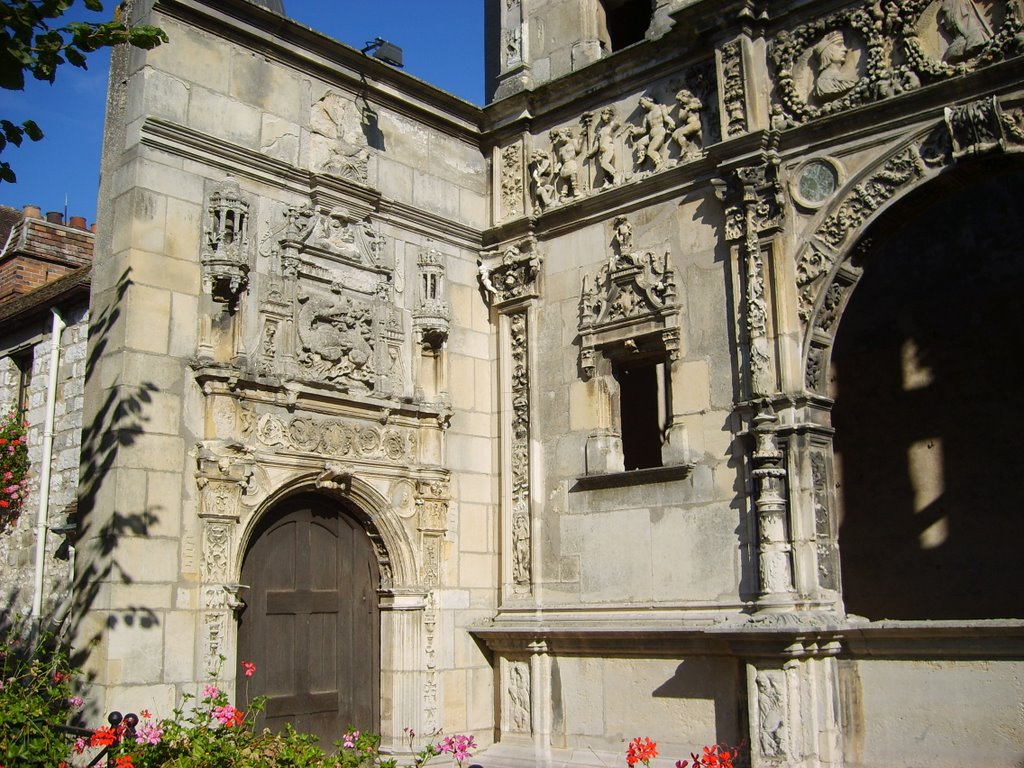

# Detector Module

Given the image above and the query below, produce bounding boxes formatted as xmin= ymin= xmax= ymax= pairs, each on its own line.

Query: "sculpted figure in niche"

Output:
xmin=585 ymin=106 xmax=622 ymax=188
xmin=671 ymin=89 xmax=703 ymax=160
xmin=940 ymin=0 xmax=992 ymax=62
xmin=812 ymin=30 xmax=857 ymax=101
xmin=528 ymin=149 xmax=557 ymax=210
xmin=550 ymin=127 xmax=583 ymax=201
xmin=630 ymin=96 xmax=675 ymax=172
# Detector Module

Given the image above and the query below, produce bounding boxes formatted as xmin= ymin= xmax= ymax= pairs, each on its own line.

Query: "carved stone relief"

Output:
xmin=578 ymin=216 xmax=680 ymax=377
xmin=500 ymin=143 xmax=525 ymax=220
xmin=510 ymin=311 xmax=532 ymax=595
xmin=422 ymin=593 xmax=439 ymax=731
xmin=506 ymin=659 xmax=531 ymax=733
xmin=310 ymin=92 xmax=371 ymax=183
xmin=755 ymin=670 xmax=788 ymax=759
xmin=771 ymin=2 xmax=1024 ymax=126
xmin=750 ymin=406 xmax=795 ymax=602
xmin=524 ymin=66 xmax=715 ymax=214
xmin=200 ymin=179 xmax=251 ymax=303
xmin=478 ymin=238 xmax=543 ymax=306
xmin=253 ymin=413 xmax=416 ymax=462
xmin=720 ymin=40 xmax=747 ymax=137
xmin=810 ymin=448 xmax=838 ymax=591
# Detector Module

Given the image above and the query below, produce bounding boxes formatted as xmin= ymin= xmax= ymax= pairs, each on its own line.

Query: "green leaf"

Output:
xmin=21 ymin=119 xmax=42 ymax=141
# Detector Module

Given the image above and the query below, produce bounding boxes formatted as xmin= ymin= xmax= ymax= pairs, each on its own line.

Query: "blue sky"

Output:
xmin=0 ymin=1 xmax=485 ymax=224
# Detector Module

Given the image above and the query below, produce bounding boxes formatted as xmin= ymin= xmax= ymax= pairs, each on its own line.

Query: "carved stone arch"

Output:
xmin=236 ymin=471 xmax=417 ymax=591
xmin=799 ymin=97 xmax=1024 ymax=391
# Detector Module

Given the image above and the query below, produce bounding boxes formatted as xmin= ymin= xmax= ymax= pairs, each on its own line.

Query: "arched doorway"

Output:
xmin=828 ymin=159 xmax=1024 ymax=620
xmin=237 ymin=492 xmax=380 ymax=745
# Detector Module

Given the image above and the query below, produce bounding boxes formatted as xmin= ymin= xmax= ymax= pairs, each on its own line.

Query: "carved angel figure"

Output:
xmin=812 ymin=30 xmax=857 ymax=101
xmin=940 ymin=0 xmax=992 ymax=62
xmin=630 ymin=96 xmax=675 ymax=172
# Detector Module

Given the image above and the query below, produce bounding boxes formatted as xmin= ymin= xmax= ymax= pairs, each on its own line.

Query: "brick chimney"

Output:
xmin=0 ymin=205 xmax=95 ymax=302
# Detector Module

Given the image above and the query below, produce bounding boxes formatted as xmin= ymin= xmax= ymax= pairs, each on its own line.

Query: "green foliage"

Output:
xmin=0 ymin=628 xmax=78 ymax=768
xmin=0 ymin=0 xmax=168 ymax=182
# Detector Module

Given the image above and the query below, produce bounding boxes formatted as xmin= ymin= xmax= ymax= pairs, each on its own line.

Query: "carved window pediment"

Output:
xmin=578 ymin=219 xmax=678 ymax=378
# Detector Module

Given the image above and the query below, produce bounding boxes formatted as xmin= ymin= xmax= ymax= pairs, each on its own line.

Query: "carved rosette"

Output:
xmin=751 ymin=406 xmax=795 ymax=603
xmin=715 ymin=160 xmax=784 ymax=398
xmin=254 ymin=413 xmax=416 ymax=463
xmin=200 ymin=180 xmax=252 ymax=303
xmin=478 ymin=238 xmax=543 ymax=307
xmin=578 ymin=217 xmax=679 ymax=378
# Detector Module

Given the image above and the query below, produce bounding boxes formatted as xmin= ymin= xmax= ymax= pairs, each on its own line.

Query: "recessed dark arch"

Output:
xmin=827 ymin=157 xmax=1024 ymax=620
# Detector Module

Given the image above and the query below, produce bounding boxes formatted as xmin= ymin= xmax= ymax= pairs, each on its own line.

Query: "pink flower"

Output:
xmin=343 ymin=729 xmax=361 ymax=748
xmin=241 ymin=660 xmax=256 ymax=677
xmin=73 ymin=736 xmax=87 ymax=754
xmin=202 ymin=684 xmax=219 ymax=700
xmin=135 ymin=721 xmax=163 ymax=745
xmin=68 ymin=696 xmax=84 ymax=709
xmin=438 ymin=734 xmax=477 ymax=765
xmin=212 ymin=704 xmax=244 ymax=727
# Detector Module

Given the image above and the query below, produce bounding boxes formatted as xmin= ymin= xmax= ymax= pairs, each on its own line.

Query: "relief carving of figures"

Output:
xmin=940 ymin=0 xmax=995 ymax=61
xmin=550 ymin=127 xmax=584 ymax=201
xmin=755 ymin=671 xmax=788 ymax=758
xmin=671 ymin=89 xmax=704 ymax=160
xmin=313 ymin=207 xmax=384 ymax=266
xmin=584 ymin=106 xmax=622 ymax=188
xmin=310 ymin=92 xmax=371 ymax=183
xmin=507 ymin=660 xmax=531 ymax=732
xmin=528 ymin=149 xmax=557 ymax=211
xmin=629 ymin=96 xmax=675 ymax=173
xmin=297 ymin=285 xmax=376 ymax=388
xmin=721 ymin=40 xmax=748 ymax=137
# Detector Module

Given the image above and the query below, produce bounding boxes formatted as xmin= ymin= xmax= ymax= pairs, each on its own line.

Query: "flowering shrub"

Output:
xmin=626 ymin=737 xmax=743 ymax=768
xmin=0 ymin=630 xmax=78 ymax=767
xmin=0 ymin=411 xmax=29 ymax=529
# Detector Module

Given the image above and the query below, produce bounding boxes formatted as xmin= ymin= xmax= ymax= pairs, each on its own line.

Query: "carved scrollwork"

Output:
xmin=254 ymin=413 xmax=415 ymax=462
xmin=500 ymin=143 xmax=525 ymax=220
xmin=509 ymin=311 xmax=531 ymax=595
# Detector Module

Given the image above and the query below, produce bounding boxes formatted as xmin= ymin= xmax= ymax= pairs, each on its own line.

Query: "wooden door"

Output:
xmin=238 ymin=493 xmax=379 ymax=746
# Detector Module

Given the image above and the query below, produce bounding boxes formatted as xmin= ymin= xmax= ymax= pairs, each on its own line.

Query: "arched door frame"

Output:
xmin=234 ymin=472 xmax=431 ymax=750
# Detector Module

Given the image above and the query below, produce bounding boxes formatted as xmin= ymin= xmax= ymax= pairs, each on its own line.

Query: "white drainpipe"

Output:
xmin=31 ymin=307 xmax=65 ymax=625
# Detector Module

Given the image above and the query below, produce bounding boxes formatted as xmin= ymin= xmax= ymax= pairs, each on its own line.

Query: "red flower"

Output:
xmin=114 ymin=756 xmax=134 ymax=768
xmin=241 ymin=660 xmax=256 ymax=677
xmin=140 ymin=708 xmax=152 ymax=719
xmin=89 ymin=726 xmax=118 ymax=747
xmin=626 ymin=737 xmax=658 ymax=767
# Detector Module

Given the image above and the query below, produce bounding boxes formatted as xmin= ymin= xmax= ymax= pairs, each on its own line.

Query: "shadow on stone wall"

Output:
xmin=831 ymin=159 xmax=1024 ymax=620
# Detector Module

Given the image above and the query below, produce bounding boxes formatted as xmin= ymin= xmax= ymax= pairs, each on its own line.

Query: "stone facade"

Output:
xmin=3 ymin=1 xmax=1022 ymax=767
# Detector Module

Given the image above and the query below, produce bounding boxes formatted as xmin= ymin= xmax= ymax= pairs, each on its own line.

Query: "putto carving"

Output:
xmin=629 ymin=95 xmax=676 ymax=173
xmin=413 ymin=248 xmax=451 ymax=349
xmin=578 ymin=217 xmax=679 ymax=378
xmin=200 ymin=180 xmax=251 ymax=303
xmin=584 ymin=106 xmax=622 ymax=189
xmin=550 ymin=126 xmax=584 ymax=202
xmin=528 ymin=149 xmax=557 ymax=211
xmin=671 ymin=89 xmax=704 ymax=160
xmin=478 ymin=238 xmax=543 ymax=306
xmin=310 ymin=91 xmax=371 ymax=183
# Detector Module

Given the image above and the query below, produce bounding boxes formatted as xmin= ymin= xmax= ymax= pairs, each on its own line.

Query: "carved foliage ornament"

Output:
xmin=500 ymin=143 xmax=525 ymax=221
xmin=509 ymin=311 xmax=531 ymax=593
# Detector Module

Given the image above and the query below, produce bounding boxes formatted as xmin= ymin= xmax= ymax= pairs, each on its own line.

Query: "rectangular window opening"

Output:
xmin=614 ymin=357 xmax=669 ymax=471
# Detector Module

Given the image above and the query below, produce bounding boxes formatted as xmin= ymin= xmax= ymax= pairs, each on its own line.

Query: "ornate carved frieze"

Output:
xmin=200 ymin=180 xmax=252 ymax=303
xmin=715 ymin=160 xmax=784 ymax=397
xmin=509 ymin=311 xmax=532 ymax=595
xmin=771 ymin=2 xmax=1024 ymax=126
xmin=253 ymin=412 xmax=416 ymax=463
xmin=750 ymin=406 xmax=795 ymax=603
xmin=412 ymin=248 xmax=451 ymax=350
xmin=479 ymin=237 xmax=543 ymax=307
xmin=500 ymin=142 xmax=525 ymax=220
xmin=721 ymin=40 xmax=747 ymax=137
xmin=310 ymin=91 xmax=371 ymax=183
xmin=416 ymin=476 xmax=450 ymax=587
xmin=578 ymin=217 xmax=679 ymax=377
xmin=524 ymin=67 xmax=715 ymax=214
xmin=810 ymin=448 xmax=838 ymax=591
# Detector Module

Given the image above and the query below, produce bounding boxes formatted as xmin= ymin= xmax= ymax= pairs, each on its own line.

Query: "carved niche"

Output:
xmin=578 ymin=217 xmax=679 ymax=378
xmin=258 ymin=203 xmax=405 ymax=396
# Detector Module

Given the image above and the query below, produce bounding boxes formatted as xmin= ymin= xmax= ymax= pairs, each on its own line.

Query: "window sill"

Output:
xmin=572 ymin=462 xmax=693 ymax=491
